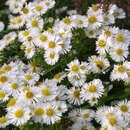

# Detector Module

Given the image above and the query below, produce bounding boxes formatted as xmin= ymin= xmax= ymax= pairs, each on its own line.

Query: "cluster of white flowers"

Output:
xmin=0 ymin=0 xmax=130 ymax=129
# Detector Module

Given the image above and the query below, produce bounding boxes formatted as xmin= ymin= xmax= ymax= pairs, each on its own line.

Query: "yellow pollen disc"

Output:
xmin=47 ymin=28 xmax=54 ymax=33
xmin=31 ymin=20 xmax=38 ymax=27
xmin=46 ymin=108 xmax=54 ymax=116
xmin=116 ymin=34 xmax=125 ymax=42
xmin=4 ymin=65 xmax=12 ymax=71
xmin=59 ymin=32 xmax=65 ymax=38
xmin=45 ymin=2 xmax=50 ymax=6
xmin=11 ymin=19 xmax=17 ymax=25
xmin=14 ymin=4 xmax=18 ymax=8
xmin=22 ymin=8 xmax=29 ymax=14
xmin=73 ymin=90 xmax=80 ymax=98
xmin=0 ymin=76 xmax=8 ymax=83
xmin=26 ymin=48 xmax=31 ymax=54
xmin=80 ymin=66 xmax=86 ymax=70
xmin=92 ymin=5 xmax=99 ymax=11
xmin=77 ymin=20 xmax=83 ymax=24
xmin=88 ymin=16 xmax=96 ymax=24
xmin=27 ymin=36 xmax=32 ymax=41
xmin=55 ymin=96 xmax=59 ymax=101
xmin=8 ymin=98 xmax=16 ymax=106
xmin=72 ymin=65 xmax=79 ymax=72
xmin=0 ymin=69 xmax=5 ymax=75
xmin=49 ymin=41 xmax=55 ymax=48
xmin=40 ymin=35 xmax=47 ymax=42
xmin=26 ymin=91 xmax=34 ymax=99
xmin=104 ymin=17 xmax=109 ymax=21
xmin=22 ymin=87 xmax=30 ymax=92
xmin=54 ymin=73 xmax=61 ymax=79
xmin=42 ymin=88 xmax=50 ymax=96
xmin=98 ymin=40 xmax=106 ymax=47
xmin=23 ymin=31 xmax=29 ymax=36
xmin=11 ymin=83 xmax=18 ymax=89
xmin=109 ymin=118 xmax=117 ymax=126
xmin=16 ymin=17 xmax=22 ymax=23
xmin=115 ymin=12 xmax=120 ymax=16
xmin=117 ymin=66 xmax=125 ymax=73
xmin=35 ymin=108 xmax=44 ymax=116
xmin=57 ymin=106 xmax=62 ymax=111
xmin=81 ymin=125 xmax=87 ymax=130
xmin=0 ymin=117 xmax=6 ymax=124
xmin=92 ymin=97 xmax=97 ymax=102
xmin=104 ymin=30 xmax=111 ymax=37
xmin=116 ymin=48 xmax=123 ymax=55
xmin=6 ymin=36 xmax=11 ymax=41
xmin=83 ymin=113 xmax=89 ymax=119
xmin=24 ymin=75 xmax=32 ymax=80
xmin=127 ymin=72 xmax=130 ymax=77
xmin=89 ymin=85 xmax=96 ymax=93
xmin=120 ymin=105 xmax=128 ymax=112
xmin=0 ymin=92 xmax=5 ymax=99
xmin=15 ymin=109 xmax=24 ymax=118
xmin=35 ymin=6 xmax=42 ymax=11
xmin=96 ymin=61 xmax=104 ymax=69
xmin=50 ymin=53 xmax=55 ymax=59
xmin=89 ymin=30 xmax=94 ymax=35
xmin=64 ymin=18 xmax=71 ymax=25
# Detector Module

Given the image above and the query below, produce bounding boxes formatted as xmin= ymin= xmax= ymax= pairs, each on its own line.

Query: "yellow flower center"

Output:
xmin=11 ymin=83 xmax=18 ymax=89
xmin=115 ymin=12 xmax=120 ymax=16
xmin=73 ymin=90 xmax=80 ymax=98
xmin=16 ymin=17 xmax=22 ymax=23
xmin=35 ymin=6 xmax=42 ymax=11
xmin=50 ymin=53 xmax=55 ymax=59
xmin=98 ymin=40 xmax=106 ymax=47
xmin=0 ymin=92 xmax=5 ymax=99
xmin=0 ymin=69 xmax=5 ymax=75
xmin=26 ymin=91 xmax=34 ymax=99
xmin=15 ymin=109 xmax=24 ymax=118
xmin=127 ymin=72 xmax=130 ymax=77
xmin=64 ymin=18 xmax=71 ymax=25
xmin=31 ymin=20 xmax=38 ymax=27
xmin=42 ymin=88 xmax=50 ymax=96
xmin=4 ymin=65 xmax=12 ymax=71
xmin=120 ymin=105 xmax=128 ymax=112
xmin=27 ymin=36 xmax=32 ymax=41
xmin=49 ymin=41 xmax=55 ymax=48
xmin=116 ymin=48 xmax=123 ymax=55
xmin=80 ymin=66 xmax=86 ymax=70
xmin=54 ymin=73 xmax=61 ymax=79
xmin=96 ymin=61 xmax=104 ymax=69
xmin=46 ymin=108 xmax=54 ymax=116
xmin=24 ymin=75 xmax=32 ymax=80
xmin=6 ymin=36 xmax=11 ymax=41
xmin=116 ymin=34 xmax=125 ymax=42
xmin=83 ymin=113 xmax=89 ymax=119
xmin=88 ymin=30 xmax=94 ymax=35
xmin=23 ymin=31 xmax=29 ymax=36
xmin=0 ymin=76 xmax=8 ymax=83
xmin=77 ymin=20 xmax=83 ymax=24
xmin=89 ymin=85 xmax=96 ymax=93
xmin=92 ymin=5 xmax=99 ymax=11
xmin=88 ymin=16 xmax=96 ymax=24
xmin=104 ymin=17 xmax=109 ymax=21
xmin=22 ymin=8 xmax=29 ymax=14
xmin=40 ymin=35 xmax=47 ymax=42
xmin=72 ymin=65 xmax=79 ymax=72
xmin=109 ymin=118 xmax=117 ymax=126
xmin=47 ymin=28 xmax=54 ymax=33
xmin=45 ymin=2 xmax=50 ymax=6
xmin=92 ymin=97 xmax=97 ymax=102
xmin=117 ymin=66 xmax=125 ymax=73
xmin=26 ymin=48 xmax=31 ymax=54
xmin=104 ymin=30 xmax=111 ymax=37
xmin=0 ymin=117 xmax=6 ymax=124
xmin=57 ymin=106 xmax=62 ymax=111
xmin=35 ymin=108 xmax=44 ymax=116
xmin=55 ymin=96 xmax=59 ymax=101
xmin=8 ymin=98 xmax=16 ymax=106
xmin=14 ymin=4 xmax=18 ymax=8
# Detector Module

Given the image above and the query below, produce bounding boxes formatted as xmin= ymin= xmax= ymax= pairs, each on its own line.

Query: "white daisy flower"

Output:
xmin=114 ymin=7 xmax=126 ymax=19
xmin=0 ymin=90 xmax=9 ymax=102
xmin=67 ymin=10 xmax=77 ymax=16
xmin=7 ymin=106 xmax=31 ymax=126
xmin=25 ymin=46 xmax=35 ymax=59
xmin=81 ymin=79 xmax=104 ymax=101
xmin=53 ymin=72 xmax=66 ymax=83
xmin=43 ymin=103 xmax=61 ymax=125
xmin=103 ymin=13 xmax=115 ymax=25
xmin=0 ymin=116 xmax=10 ymax=128
xmin=67 ymin=87 xmax=83 ymax=106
